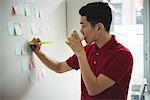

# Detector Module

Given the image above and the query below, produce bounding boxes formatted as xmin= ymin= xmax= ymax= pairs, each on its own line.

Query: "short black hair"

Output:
xmin=79 ymin=2 xmax=112 ymax=32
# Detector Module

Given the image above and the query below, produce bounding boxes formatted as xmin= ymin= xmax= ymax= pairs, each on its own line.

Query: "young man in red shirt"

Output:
xmin=31 ymin=2 xmax=133 ymax=100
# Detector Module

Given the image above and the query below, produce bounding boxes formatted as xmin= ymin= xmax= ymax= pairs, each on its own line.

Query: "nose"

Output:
xmin=80 ymin=29 xmax=84 ymax=35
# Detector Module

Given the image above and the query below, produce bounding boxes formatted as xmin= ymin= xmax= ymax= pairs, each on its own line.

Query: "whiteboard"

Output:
xmin=1 ymin=0 xmax=80 ymax=100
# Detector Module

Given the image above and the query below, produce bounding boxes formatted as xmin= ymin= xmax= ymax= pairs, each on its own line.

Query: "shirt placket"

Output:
xmin=92 ymin=51 xmax=99 ymax=72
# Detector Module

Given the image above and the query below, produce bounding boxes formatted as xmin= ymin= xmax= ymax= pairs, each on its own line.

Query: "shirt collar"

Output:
xmin=94 ymin=35 xmax=117 ymax=52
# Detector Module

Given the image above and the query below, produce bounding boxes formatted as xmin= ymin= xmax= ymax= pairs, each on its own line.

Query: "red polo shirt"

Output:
xmin=66 ymin=35 xmax=133 ymax=100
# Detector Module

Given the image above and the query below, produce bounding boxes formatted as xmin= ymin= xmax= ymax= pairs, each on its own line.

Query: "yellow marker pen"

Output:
xmin=29 ymin=41 xmax=53 ymax=45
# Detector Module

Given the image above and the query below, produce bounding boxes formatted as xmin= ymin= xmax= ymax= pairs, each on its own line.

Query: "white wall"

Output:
xmin=0 ymin=0 xmax=3 ymax=99
xmin=66 ymin=0 xmax=102 ymax=35
xmin=1 ymin=0 xmax=80 ymax=100
xmin=144 ymin=0 xmax=150 ymax=94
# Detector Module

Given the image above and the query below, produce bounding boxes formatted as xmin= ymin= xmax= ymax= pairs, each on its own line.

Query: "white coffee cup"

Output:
xmin=71 ymin=30 xmax=84 ymax=41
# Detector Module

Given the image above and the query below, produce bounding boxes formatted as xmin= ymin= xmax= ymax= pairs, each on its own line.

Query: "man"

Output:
xmin=31 ymin=2 xmax=133 ymax=100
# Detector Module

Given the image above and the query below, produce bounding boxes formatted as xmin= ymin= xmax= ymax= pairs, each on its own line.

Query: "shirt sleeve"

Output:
xmin=101 ymin=50 xmax=133 ymax=83
xmin=66 ymin=54 xmax=79 ymax=70
xmin=66 ymin=44 xmax=92 ymax=70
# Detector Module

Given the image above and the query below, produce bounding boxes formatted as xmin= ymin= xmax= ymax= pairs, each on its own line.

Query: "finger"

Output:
xmin=33 ymin=38 xmax=39 ymax=45
xmin=30 ymin=45 xmax=36 ymax=51
xmin=34 ymin=38 xmax=38 ymax=44
xmin=67 ymin=36 xmax=72 ymax=42
xmin=73 ymin=31 xmax=79 ymax=39
xmin=71 ymin=32 xmax=74 ymax=37
xmin=72 ymin=30 xmax=80 ymax=40
xmin=71 ymin=33 xmax=76 ymax=40
xmin=37 ymin=38 xmax=41 ymax=42
xmin=65 ymin=40 xmax=71 ymax=46
xmin=36 ymin=38 xmax=41 ymax=46
xmin=31 ymin=38 xmax=36 ymax=43
xmin=73 ymin=30 xmax=77 ymax=33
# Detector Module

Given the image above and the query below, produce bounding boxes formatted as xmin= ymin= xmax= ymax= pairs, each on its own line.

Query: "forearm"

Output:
xmin=35 ymin=51 xmax=61 ymax=73
xmin=77 ymin=52 xmax=97 ymax=95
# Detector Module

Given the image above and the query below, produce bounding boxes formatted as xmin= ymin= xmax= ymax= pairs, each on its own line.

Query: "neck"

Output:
xmin=95 ymin=32 xmax=111 ymax=49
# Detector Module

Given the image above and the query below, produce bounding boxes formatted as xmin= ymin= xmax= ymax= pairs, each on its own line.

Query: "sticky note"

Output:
xmin=15 ymin=42 xmax=22 ymax=56
xmin=42 ymin=69 xmax=47 ymax=78
xmin=14 ymin=23 xmax=22 ymax=35
xmin=18 ymin=3 xmax=25 ymax=16
xmin=29 ymin=54 xmax=35 ymax=70
xmin=38 ymin=73 xmax=42 ymax=81
xmin=19 ymin=23 xmax=25 ymax=34
xmin=21 ymin=59 xmax=28 ymax=72
xmin=21 ymin=42 xmax=28 ymax=55
xmin=12 ymin=4 xmax=25 ymax=16
xmin=39 ymin=10 xmax=43 ymax=18
xmin=29 ymin=70 xmax=36 ymax=84
xmin=31 ymin=23 xmax=39 ymax=34
xmin=12 ymin=5 xmax=18 ymax=15
xmin=43 ymin=23 xmax=50 ymax=33
xmin=34 ymin=7 xmax=40 ymax=18
xmin=25 ymin=5 xmax=31 ymax=16
xmin=8 ymin=22 xmax=14 ymax=35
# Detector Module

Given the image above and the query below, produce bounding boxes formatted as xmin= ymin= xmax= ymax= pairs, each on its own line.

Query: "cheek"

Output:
xmin=83 ymin=28 xmax=93 ymax=38
xmin=84 ymin=29 xmax=90 ymax=37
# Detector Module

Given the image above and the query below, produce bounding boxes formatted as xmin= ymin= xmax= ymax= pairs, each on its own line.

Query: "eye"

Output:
xmin=82 ymin=25 xmax=85 ymax=28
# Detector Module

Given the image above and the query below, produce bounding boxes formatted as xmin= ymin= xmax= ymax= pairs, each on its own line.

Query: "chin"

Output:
xmin=85 ymin=39 xmax=92 ymax=44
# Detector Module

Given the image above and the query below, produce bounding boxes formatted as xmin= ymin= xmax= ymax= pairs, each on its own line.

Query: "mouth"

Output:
xmin=84 ymin=37 xmax=87 ymax=41
xmin=82 ymin=33 xmax=86 ymax=38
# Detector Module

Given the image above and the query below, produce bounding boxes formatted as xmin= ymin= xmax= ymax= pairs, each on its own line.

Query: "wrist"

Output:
xmin=77 ymin=50 xmax=86 ymax=58
xmin=35 ymin=50 xmax=42 ymax=55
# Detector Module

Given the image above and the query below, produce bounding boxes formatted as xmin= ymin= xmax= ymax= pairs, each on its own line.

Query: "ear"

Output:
xmin=95 ymin=22 xmax=105 ymax=32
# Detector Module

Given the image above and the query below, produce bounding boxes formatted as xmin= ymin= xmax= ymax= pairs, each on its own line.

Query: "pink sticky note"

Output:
xmin=29 ymin=54 xmax=35 ymax=70
xmin=39 ymin=10 xmax=43 ymax=18
xmin=12 ymin=5 xmax=19 ymax=15
xmin=38 ymin=73 xmax=42 ymax=81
